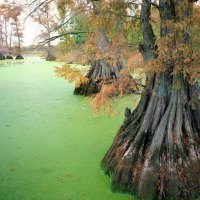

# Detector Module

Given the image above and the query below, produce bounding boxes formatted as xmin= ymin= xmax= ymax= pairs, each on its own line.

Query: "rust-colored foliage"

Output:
xmin=55 ymin=64 xmax=88 ymax=87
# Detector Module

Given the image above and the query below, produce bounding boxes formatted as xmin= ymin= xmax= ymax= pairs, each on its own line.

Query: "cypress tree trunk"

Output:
xmin=15 ymin=55 xmax=24 ymax=59
xmin=0 ymin=52 xmax=5 ymax=60
xmin=102 ymin=1 xmax=200 ymax=199
xmin=74 ymin=1 xmax=133 ymax=96
xmin=190 ymin=84 xmax=200 ymax=132
xmin=46 ymin=49 xmax=56 ymax=61
xmin=74 ymin=59 xmax=128 ymax=96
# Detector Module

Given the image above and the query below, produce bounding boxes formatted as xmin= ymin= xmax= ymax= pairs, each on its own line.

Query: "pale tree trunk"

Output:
xmin=5 ymin=21 xmax=13 ymax=59
xmin=46 ymin=30 xmax=55 ymax=61
xmin=4 ymin=19 xmax=8 ymax=48
xmin=45 ymin=7 xmax=55 ymax=61
xmin=9 ymin=26 xmax=13 ymax=55
xmin=0 ymin=20 xmax=5 ymax=60
xmin=0 ymin=19 xmax=4 ymax=47
xmin=102 ymin=1 xmax=200 ymax=200
xmin=9 ymin=29 xmax=12 ymax=52
xmin=15 ymin=20 xmax=23 ymax=59
xmin=16 ymin=20 xmax=21 ymax=54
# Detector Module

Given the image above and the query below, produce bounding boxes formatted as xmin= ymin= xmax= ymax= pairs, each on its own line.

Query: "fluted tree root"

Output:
xmin=74 ymin=59 xmax=135 ymax=96
xmin=102 ymin=73 xmax=200 ymax=200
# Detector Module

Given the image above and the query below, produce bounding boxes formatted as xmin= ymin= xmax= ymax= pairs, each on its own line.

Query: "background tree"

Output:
xmin=31 ymin=1 xmax=57 ymax=61
xmin=0 ymin=2 xmax=14 ymax=59
xmin=56 ymin=0 xmax=140 ymax=96
xmin=2 ymin=2 xmax=15 ymax=58
xmin=10 ymin=3 xmax=24 ymax=59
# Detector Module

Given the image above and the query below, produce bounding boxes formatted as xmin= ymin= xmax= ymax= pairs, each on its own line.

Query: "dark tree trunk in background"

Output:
xmin=102 ymin=1 xmax=200 ymax=200
xmin=0 ymin=53 xmax=5 ymax=60
xmin=15 ymin=54 xmax=24 ymax=59
xmin=6 ymin=55 xmax=13 ymax=59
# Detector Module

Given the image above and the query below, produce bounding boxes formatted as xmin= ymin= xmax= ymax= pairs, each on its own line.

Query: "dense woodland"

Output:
xmin=1 ymin=0 xmax=200 ymax=200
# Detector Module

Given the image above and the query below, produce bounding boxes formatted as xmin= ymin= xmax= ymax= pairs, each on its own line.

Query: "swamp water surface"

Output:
xmin=0 ymin=57 xmax=132 ymax=200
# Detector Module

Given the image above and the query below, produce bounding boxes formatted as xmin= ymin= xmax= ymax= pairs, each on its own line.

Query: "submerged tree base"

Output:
xmin=46 ymin=52 xmax=56 ymax=61
xmin=0 ymin=53 xmax=5 ymax=60
xmin=74 ymin=59 xmax=136 ymax=96
xmin=16 ymin=55 xmax=24 ymax=59
xmin=74 ymin=79 xmax=100 ymax=96
xmin=6 ymin=55 xmax=13 ymax=59
xmin=102 ymin=73 xmax=200 ymax=200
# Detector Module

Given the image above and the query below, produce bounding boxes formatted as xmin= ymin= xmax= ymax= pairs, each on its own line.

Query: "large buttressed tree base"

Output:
xmin=74 ymin=59 xmax=132 ymax=96
xmin=74 ymin=0 xmax=135 ymax=96
xmin=102 ymin=0 xmax=200 ymax=199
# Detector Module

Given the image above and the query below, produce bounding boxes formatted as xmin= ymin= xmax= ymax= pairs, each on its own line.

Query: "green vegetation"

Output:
xmin=0 ymin=57 xmax=133 ymax=200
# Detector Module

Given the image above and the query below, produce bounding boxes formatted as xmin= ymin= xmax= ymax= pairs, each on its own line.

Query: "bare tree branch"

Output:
xmin=25 ymin=0 xmax=53 ymax=21
xmin=34 ymin=31 xmax=88 ymax=48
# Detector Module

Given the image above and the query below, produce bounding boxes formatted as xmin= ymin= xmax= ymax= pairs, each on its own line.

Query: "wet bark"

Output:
xmin=102 ymin=1 xmax=200 ymax=200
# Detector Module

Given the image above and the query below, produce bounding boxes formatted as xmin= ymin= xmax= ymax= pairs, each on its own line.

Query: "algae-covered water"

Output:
xmin=0 ymin=57 xmax=132 ymax=200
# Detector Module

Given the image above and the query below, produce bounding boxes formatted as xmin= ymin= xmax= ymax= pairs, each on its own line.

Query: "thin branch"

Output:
xmin=49 ymin=14 xmax=75 ymax=33
xmin=34 ymin=31 xmax=88 ymax=48
xmin=50 ymin=7 xmax=93 ymax=33
xmin=24 ymin=0 xmax=53 ymax=21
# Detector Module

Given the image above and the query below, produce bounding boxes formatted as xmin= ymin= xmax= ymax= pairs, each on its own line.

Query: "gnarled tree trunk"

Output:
xmin=74 ymin=1 xmax=133 ymax=96
xmin=102 ymin=1 xmax=200 ymax=200
xmin=74 ymin=59 xmax=129 ymax=96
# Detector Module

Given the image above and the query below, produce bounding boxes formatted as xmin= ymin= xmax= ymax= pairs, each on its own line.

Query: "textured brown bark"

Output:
xmin=102 ymin=71 xmax=200 ymax=200
xmin=74 ymin=59 xmax=128 ymax=96
xmin=102 ymin=1 xmax=200 ymax=199
xmin=189 ymin=84 xmax=200 ymax=132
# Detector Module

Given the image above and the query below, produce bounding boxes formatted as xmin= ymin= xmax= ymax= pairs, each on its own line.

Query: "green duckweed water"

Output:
xmin=0 ymin=57 xmax=132 ymax=200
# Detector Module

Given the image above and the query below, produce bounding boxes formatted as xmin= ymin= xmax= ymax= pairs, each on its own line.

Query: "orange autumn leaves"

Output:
xmin=55 ymin=65 xmax=89 ymax=87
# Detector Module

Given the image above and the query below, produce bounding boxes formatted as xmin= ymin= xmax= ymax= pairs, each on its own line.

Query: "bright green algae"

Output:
xmin=0 ymin=57 xmax=132 ymax=200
